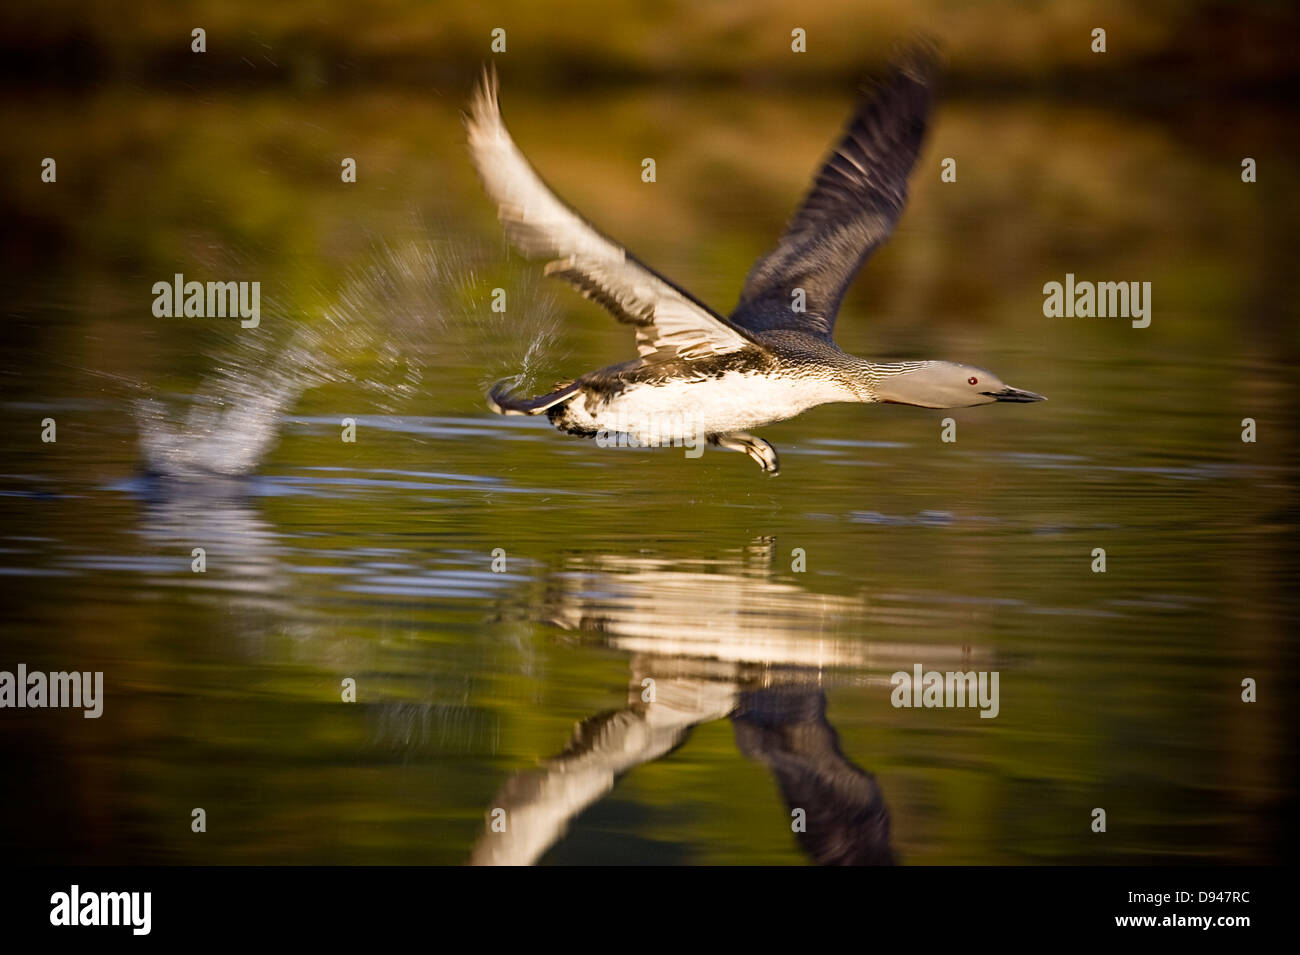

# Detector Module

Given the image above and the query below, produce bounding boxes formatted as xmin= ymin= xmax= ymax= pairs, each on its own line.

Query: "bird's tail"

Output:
xmin=487 ymin=378 xmax=580 ymax=416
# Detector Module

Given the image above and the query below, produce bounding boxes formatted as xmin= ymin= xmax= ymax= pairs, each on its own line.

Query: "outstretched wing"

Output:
xmin=466 ymin=67 xmax=762 ymax=362
xmin=730 ymin=48 xmax=936 ymax=340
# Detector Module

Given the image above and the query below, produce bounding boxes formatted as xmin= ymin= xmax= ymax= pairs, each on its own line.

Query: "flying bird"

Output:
xmin=468 ymin=52 xmax=1044 ymax=474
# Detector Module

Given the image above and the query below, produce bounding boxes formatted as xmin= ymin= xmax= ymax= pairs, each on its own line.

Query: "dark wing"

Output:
xmin=730 ymin=49 xmax=936 ymax=339
xmin=466 ymin=67 xmax=764 ymax=362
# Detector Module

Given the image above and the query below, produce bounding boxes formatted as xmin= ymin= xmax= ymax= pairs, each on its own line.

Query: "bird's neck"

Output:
xmin=845 ymin=358 xmax=929 ymax=402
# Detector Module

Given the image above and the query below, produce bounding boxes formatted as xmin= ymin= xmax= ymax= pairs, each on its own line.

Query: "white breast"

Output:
xmin=568 ymin=371 xmax=858 ymax=440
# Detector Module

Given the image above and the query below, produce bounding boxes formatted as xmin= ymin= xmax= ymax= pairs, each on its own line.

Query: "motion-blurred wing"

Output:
xmin=466 ymin=68 xmax=762 ymax=362
xmin=731 ymin=49 xmax=936 ymax=339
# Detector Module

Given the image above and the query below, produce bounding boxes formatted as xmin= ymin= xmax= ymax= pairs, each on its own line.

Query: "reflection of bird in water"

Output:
xmin=471 ymin=542 xmax=992 ymax=865
xmin=468 ymin=663 xmax=737 ymax=867
xmin=469 ymin=668 xmax=895 ymax=867
xmin=471 ymin=47 xmax=1044 ymax=474
xmin=733 ymin=686 xmax=894 ymax=866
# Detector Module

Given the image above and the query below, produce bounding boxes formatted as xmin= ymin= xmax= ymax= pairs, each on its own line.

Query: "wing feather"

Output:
xmin=731 ymin=47 xmax=937 ymax=339
xmin=466 ymin=68 xmax=761 ymax=362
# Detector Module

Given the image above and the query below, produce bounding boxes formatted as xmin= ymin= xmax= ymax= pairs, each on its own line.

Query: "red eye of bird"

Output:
xmin=968 ymin=376 xmax=978 ymax=385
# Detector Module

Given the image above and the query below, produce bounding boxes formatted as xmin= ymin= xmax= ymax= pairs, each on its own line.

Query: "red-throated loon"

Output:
xmin=469 ymin=50 xmax=1044 ymax=475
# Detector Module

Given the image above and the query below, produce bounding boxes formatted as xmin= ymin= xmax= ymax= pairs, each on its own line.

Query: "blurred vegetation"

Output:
xmin=0 ymin=0 xmax=1297 ymax=92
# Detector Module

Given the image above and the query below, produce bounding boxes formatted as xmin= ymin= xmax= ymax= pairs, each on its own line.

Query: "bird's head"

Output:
xmin=871 ymin=361 xmax=1045 ymax=409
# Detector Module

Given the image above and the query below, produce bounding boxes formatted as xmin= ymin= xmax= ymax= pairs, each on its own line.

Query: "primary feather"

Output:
xmin=465 ymin=67 xmax=762 ymax=363
xmin=731 ymin=47 xmax=936 ymax=339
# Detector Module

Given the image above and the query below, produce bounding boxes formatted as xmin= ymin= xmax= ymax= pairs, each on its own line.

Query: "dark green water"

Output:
xmin=0 ymin=87 xmax=1295 ymax=864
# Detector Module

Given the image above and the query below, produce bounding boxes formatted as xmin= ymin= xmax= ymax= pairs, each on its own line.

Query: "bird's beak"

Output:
xmin=983 ymin=386 xmax=1046 ymax=403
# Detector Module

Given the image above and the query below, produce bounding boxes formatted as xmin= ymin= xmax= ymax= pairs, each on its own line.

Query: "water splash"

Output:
xmin=135 ymin=332 xmax=331 ymax=477
xmin=134 ymin=236 xmax=562 ymax=478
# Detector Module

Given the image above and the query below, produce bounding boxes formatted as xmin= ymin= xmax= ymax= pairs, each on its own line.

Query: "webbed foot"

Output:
xmin=710 ymin=432 xmax=780 ymax=475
